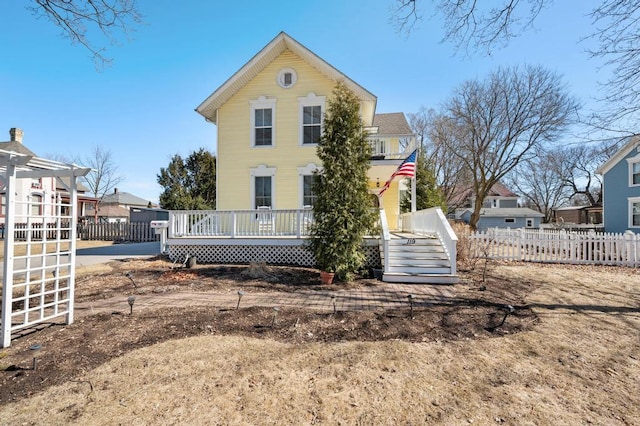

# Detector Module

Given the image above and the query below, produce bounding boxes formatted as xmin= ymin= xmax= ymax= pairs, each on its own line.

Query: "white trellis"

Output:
xmin=1 ymin=149 xmax=90 ymax=348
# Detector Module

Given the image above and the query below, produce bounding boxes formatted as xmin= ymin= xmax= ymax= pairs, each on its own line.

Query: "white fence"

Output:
xmin=470 ymin=228 xmax=640 ymax=267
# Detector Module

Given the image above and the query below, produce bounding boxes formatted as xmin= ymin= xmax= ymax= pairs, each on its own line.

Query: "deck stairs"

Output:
xmin=380 ymin=232 xmax=459 ymax=284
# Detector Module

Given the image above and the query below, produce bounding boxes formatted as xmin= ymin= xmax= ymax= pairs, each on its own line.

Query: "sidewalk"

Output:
xmin=75 ymin=282 xmax=455 ymax=317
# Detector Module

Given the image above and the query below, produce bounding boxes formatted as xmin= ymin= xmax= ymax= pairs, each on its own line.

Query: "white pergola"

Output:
xmin=0 ymin=149 xmax=90 ymax=348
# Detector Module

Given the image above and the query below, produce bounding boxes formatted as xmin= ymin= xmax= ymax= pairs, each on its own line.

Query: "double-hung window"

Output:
xmin=630 ymin=197 xmax=640 ymax=227
xmin=298 ymin=93 xmax=325 ymax=146
xmin=298 ymin=163 xmax=321 ymax=208
xmin=631 ymin=161 xmax=640 ymax=186
xmin=251 ymin=165 xmax=276 ymax=209
xmin=302 ymin=175 xmax=317 ymax=207
xmin=254 ymin=109 xmax=272 ymax=146
xmin=302 ymin=106 xmax=322 ymax=144
xmin=30 ymin=194 xmax=43 ymax=216
xmin=254 ymin=176 xmax=272 ymax=208
xmin=250 ymin=97 xmax=276 ymax=147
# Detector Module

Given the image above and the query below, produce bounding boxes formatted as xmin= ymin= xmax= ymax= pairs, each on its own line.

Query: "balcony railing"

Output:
xmin=366 ymin=136 xmax=416 ymax=160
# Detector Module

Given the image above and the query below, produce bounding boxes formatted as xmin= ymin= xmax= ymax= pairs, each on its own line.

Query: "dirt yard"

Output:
xmin=0 ymin=257 xmax=638 ymax=425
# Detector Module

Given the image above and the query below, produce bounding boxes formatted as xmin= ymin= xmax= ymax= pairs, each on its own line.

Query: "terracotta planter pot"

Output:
xmin=320 ymin=271 xmax=335 ymax=285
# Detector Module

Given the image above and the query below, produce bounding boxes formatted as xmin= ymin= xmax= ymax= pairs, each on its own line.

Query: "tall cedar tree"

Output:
xmin=157 ymin=148 xmax=216 ymax=210
xmin=400 ymin=149 xmax=446 ymax=213
xmin=308 ymin=81 xmax=377 ymax=282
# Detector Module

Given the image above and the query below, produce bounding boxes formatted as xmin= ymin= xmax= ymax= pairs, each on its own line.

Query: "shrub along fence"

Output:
xmin=470 ymin=228 xmax=639 ymax=267
xmin=77 ymin=222 xmax=159 ymax=242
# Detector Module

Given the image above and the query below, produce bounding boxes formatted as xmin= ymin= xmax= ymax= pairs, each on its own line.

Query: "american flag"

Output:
xmin=378 ymin=149 xmax=417 ymax=196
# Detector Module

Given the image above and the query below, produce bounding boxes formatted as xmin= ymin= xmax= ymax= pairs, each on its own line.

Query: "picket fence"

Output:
xmin=77 ymin=222 xmax=158 ymax=242
xmin=470 ymin=228 xmax=639 ymax=267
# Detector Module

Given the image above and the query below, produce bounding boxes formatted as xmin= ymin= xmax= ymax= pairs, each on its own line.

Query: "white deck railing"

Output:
xmin=400 ymin=207 xmax=458 ymax=275
xmin=169 ymin=209 xmax=314 ymax=238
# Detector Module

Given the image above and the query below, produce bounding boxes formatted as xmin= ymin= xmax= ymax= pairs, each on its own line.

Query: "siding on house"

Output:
xmin=201 ymin=32 xmax=414 ymax=230
xmin=600 ymin=146 xmax=640 ymax=233
xmin=482 ymin=198 xmax=518 ymax=208
xmin=217 ymin=50 xmax=337 ymax=211
xmin=460 ymin=208 xmax=543 ymax=231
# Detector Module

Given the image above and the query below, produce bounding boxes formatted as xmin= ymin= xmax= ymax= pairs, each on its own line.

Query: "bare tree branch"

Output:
xmin=27 ymin=0 xmax=142 ymax=69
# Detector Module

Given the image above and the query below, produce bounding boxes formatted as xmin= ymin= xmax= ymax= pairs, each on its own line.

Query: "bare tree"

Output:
xmin=408 ymin=109 xmax=472 ymax=210
xmin=392 ymin=0 xmax=640 ymax=125
xmin=81 ymin=146 xmax=123 ymax=221
xmin=392 ymin=0 xmax=548 ymax=49
xmin=27 ymin=0 xmax=142 ymax=68
xmin=550 ymin=143 xmax=613 ymax=206
xmin=432 ymin=65 xmax=578 ymax=230
xmin=507 ymin=146 xmax=571 ymax=223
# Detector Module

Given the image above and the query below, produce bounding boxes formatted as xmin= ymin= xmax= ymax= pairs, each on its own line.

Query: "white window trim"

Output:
xmin=251 ymin=165 xmax=276 ymax=209
xmin=250 ymin=96 xmax=276 ymax=148
xmin=525 ymin=218 xmax=534 ymax=228
xmin=277 ymin=68 xmax=297 ymax=89
xmin=626 ymin=154 xmax=640 ymax=187
xmin=628 ymin=196 xmax=640 ymax=228
xmin=504 ymin=217 xmax=516 ymax=223
xmin=298 ymin=163 xmax=322 ymax=208
xmin=298 ymin=93 xmax=326 ymax=146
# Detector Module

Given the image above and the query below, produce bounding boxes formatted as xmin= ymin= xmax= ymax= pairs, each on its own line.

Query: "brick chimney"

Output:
xmin=9 ymin=128 xmax=23 ymax=144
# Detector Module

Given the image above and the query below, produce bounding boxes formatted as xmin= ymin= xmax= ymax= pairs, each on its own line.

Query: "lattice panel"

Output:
xmin=168 ymin=242 xmax=381 ymax=268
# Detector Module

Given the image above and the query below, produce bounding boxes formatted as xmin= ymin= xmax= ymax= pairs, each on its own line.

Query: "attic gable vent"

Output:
xmin=277 ymin=68 xmax=297 ymax=88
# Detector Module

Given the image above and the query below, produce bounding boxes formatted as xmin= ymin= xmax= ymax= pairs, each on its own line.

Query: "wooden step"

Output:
xmin=382 ymin=272 xmax=459 ymax=284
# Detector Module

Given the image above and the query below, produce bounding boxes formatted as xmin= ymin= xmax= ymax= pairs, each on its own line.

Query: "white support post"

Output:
xmin=66 ymin=172 xmax=78 ymax=325
xmin=1 ymin=163 xmax=17 ymax=348
xmin=411 ymin=176 xmax=416 ymax=213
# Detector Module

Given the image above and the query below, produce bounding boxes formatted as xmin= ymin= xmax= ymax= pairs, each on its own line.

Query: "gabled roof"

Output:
xmin=487 ymin=182 xmax=518 ymax=198
xmin=196 ymin=32 xmax=377 ymax=125
xmin=372 ymin=113 xmax=413 ymax=136
xmin=595 ymin=135 xmax=640 ymax=175
xmin=449 ymin=182 xmax=519 ymax=205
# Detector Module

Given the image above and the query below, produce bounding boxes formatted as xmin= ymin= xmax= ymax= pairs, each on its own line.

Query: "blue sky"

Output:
xmin=1 ymin=1 xmax=603 ymax=203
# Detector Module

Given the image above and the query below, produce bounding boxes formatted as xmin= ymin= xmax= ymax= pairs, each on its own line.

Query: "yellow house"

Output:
xmin=195 ymin=32 xmax=415 ymax=230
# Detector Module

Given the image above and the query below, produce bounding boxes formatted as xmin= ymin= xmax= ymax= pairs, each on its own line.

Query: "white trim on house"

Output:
xmin=250 ymin=165 xmax=276 ymax=209
xmin=297 ymin=92 xmax=326 ymax=146
xmin=629 ymin=196 xmax=640 ymax=228
xmin=627 ymin=154 xmax=640 ymax=187
xmin=249 ymin=96 xmax=277 ymax=148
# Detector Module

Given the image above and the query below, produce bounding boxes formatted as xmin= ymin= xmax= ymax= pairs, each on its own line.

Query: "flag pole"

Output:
xmin=411 ymin=144 xmax=418 ymax=212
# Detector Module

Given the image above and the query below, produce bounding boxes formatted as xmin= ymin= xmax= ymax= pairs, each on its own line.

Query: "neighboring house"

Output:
xmin=553 ymin=205 xmax=603 ymax=225
xmin=85 ymin=188 xmax=155 ymax=223
xmin=460 ymin=207 xmax=544 ymax=231
xmin=0 ymin=128 xmax=96 ymax=225
xmin=595 ymin=136 xmax=640 ymax=233
xmin=195 ymin=32 xmax=415 ymax=230
xmin=450 ymin=182 xmax=520 ymax=219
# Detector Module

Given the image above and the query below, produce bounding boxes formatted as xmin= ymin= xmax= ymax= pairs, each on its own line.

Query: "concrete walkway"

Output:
xmin=75 ymin=282 xmax=455 ymax=317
